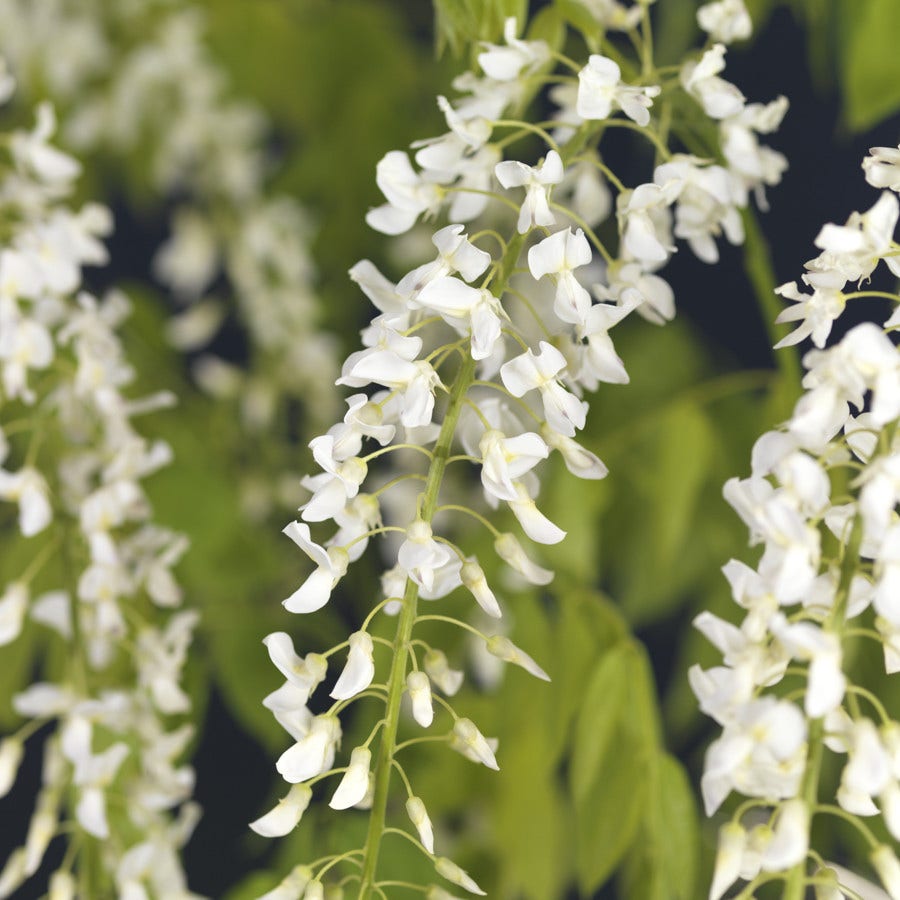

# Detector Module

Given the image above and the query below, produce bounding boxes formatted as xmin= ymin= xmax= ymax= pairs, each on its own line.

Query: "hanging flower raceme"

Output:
xmin=695 ymin=143 xmax=900 ymax=900
xmin=0 ymin=0 xmax=339 ymax=522
xmin=254 ymin=1 xmax=788 ymax=896
xmin=0 ymin=68 xmax=201 ymax=899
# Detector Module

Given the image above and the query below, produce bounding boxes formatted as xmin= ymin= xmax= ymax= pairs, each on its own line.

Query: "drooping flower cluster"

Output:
xmin=0 ymin=0 xmax=337 ymax=519
xmin=252 ymin=3 xmax=789 ymax=897
xmin=0 ymin=67 xmax=200 ymax=899
xmin=694 ymin=144 xmax=900 ymax=900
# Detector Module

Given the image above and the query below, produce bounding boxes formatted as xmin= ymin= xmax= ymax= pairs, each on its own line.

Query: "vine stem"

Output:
xmin=355 ymin=353 xmax=477 ymax=899
xmin=784 ymin=514 xmax=863 ymax=900
xmin=355 ymin=230 xmax=525 ymax=898
xmin=740 ymin=207 xmax=803 ymax=418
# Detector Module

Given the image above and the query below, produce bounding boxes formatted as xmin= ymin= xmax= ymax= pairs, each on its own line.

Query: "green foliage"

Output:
xmin=571 ymin=639 xmax=658 ymax=894
xmin=620 ymin=753 xmax=700 ymax=900
xmin=838 ymin=0 xmax=900 ymax=130
xmin=433 ymin=0 xmax=527 ymax=57
xmin=569 ymin=641 xmax=632 ymax=805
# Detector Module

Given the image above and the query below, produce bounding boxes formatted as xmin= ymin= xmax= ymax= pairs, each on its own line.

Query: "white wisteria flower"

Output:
xmin=576 ymin=54 xmax=661 ymax=126
xmin=495 ymin=150 xmax=564 ymax=233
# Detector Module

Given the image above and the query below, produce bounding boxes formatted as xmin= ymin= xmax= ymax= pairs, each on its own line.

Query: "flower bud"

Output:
xmin=451 ymin=718 xmax=498 ymax=770
xmin=485 ymin=635 xmax=550 ymax=681
xmin=0 ymin=738 xmax=24 ymax=798
xmin=406 ymin=795 xmax=435 ymax=853
xmin=407 ymin=671 xmax=434 ymax=727
xmin=48 ymin=870 xmax=76 ymax=900
xmin=710 ymin=821 xmax=746 ymax=900
xmin=461 ymin=560 xmax=502 ymax=618
xmin=494 ymin=533 xmax=553 ymax=585
xmin=434 ymin=857 xmax=486 ymax=896
xmin=872 ymin=844 xmax=900 ymax=899
xmin=260 ymin=865 xmax=315 ymax=900
xmin=424 ymin=649 xmax=463 ymax=696
xmin=304 ymin=880 xmax=325 ymax=900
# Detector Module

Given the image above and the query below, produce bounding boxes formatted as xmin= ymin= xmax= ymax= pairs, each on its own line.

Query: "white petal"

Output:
xmin=330 ymin=632 xmax=375 ymax=700
xmin=710 ymin=822 xmax=746 ymax=900
xmin=486 ymin=635 xmax=550 ymax=681
xmin=461 ymin=559 xmax=502 ymax=618
xmin=407 ymin=671 xmax=434 ymax=727
xmin=435 ymin=857 xmax=486 ymax=896
xmin=452 ymin=718 xmax=499 ymax=770
xmin=257 ymin=865 xmax=313 ymax=900
xmin=508 ymin=485 xmax=566 ymax=544
xmin=0 ymin=583 xmax=28 ymax=645
xmin=406 ymin=795 xmax=434 ymax=853
xmin=276 ymin=717 xmax=338 ymax=784
xmin=284 ymin=567 xmax=334 ymax=614
xmin=0 ymin=739 xmax=23 ymax=798
xmin=494 ymin=532 xmax=554 ymax=585
xmin=329 ymin=747 xmax=372 ymax=810
xmin=760 ymin=799 xmax=809 ymax=872
xmin=77 ymin=786 xmax=109 ymax=838
xmin=250 ymin=784 xmax=313 ymax=837
xmin=424 ymin=649 xmax=464 ymax=696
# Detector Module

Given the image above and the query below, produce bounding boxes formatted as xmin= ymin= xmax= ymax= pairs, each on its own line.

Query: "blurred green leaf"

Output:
xmin=549 ymin=589 xmax=628 ymax=761
xmin=494 ymin=727 xmax=569 ymax=899
xmin=653 ymin=0 xmax=701 ymax=67
xmin=616 ymin=401 xmax=714 ymax=624
xmin=433 ymin=0 xmax=527 ymax=56
xmin=544 ymin=461 xmax=611 ymax=583
xmin=621 ymin=753 xmax=700 ymax=900
xmin=649 ymin=403 xmax=714 ymax=569
xmin=574 ymin=716 xmax=647 ymax=894
xmin=526 ymin=5 xmax=567 ymax=53
xmin=569 ymin=642 xmax=631 ymax=804
xmin=554 ymin=0 xmax=604 ymax=51
xmin=572 ymin=640 xmax=659 ymax=894
xmin=839 ymin=0 xmax=900 ymax=130
xmin=0 ymin=617 xmax=37 ymax=730
xmin=222 ymin=870 xmax=280 ymax=900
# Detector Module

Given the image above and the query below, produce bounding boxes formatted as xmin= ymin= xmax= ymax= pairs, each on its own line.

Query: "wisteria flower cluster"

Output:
xmin=251 ymin=1 xmax=791 ymax=896
xmin=0 ymin=0 xmax=337 ymax=519
xmin=695 ymin=145 xmax=900 ymax=900
xmin=0 ymin=65 xmax=200 ymax=899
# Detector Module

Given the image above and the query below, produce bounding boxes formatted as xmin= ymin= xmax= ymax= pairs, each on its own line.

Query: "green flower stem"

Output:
xmin=740 ymin=207 xmax=802 ymax=395
xmin=356 ymin=231 xmax=526 ymax=899
xmin=785 ymin=514 xmax=864 ymax=900
xmin=355 ymin=353 xmax=476 ymax=900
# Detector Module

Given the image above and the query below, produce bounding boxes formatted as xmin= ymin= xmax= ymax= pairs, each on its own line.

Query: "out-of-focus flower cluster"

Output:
xmin=251 ymin=2 xmax=792 ymax=897
xmin=0 ymin=0 xmax=337 ymax=520
xmin=695 ymin=143 xmax=900 ymax=900
xmin=0 ymin=62 xmax=200 ymax=900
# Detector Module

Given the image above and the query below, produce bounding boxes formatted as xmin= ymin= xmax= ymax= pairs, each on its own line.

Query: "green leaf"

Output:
xmin=839 ymin=0 xmax=900 ymax=130
xmin=543 ymin=588 xmax=628 ymax=764
xmin=621 ymin=753 xmax=700 ymax=900
xmin=573 ymin=709 xmax=649 ymax=894
xmin=617 ymin=401 xmax=714 ymax=625
xmin=569 ymin=642 xmax=631 ymax=804
xmin=0 ymin=623 xmax=37 ymax=730
xmin=571 ymin=640 xmax=661 ymax=893
xmin=544 ymin=460 xmax=612 ymax=582
xmin=653 ymin=0 xmax=701 ymax=67
xmin=526 ymin=5 xmax=566 ymax=54
xmin=433 ymin=0 xmax=527 ymax=56
xmin=494 ymin=728 xmax=569 ymax=899
xmin=222 ymin=871 xmax=280 ymax=900
xmin=650 ymin=403 xmax=714 ymax=569
xmin=554 ymin=0 xmax=604 ymax=51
